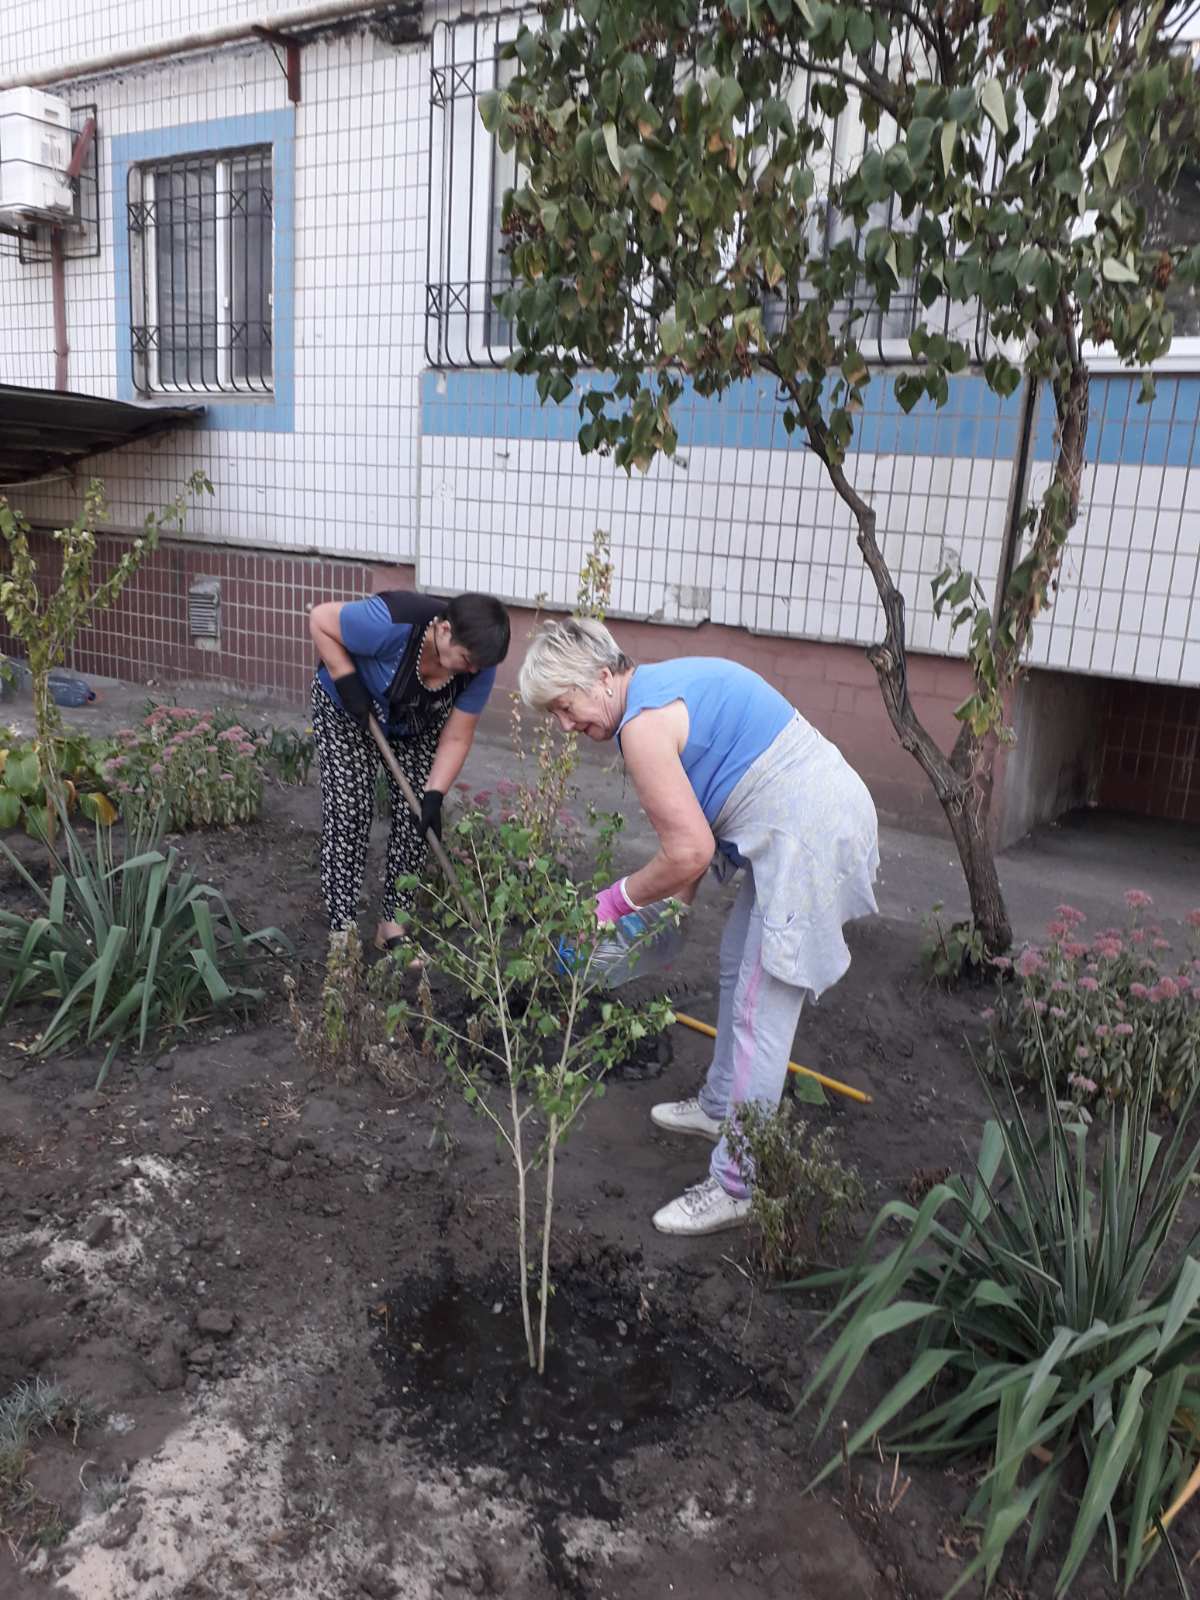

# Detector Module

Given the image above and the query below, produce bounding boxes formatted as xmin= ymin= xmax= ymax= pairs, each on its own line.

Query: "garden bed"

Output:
xmin=1 ymin=776 xmax=1198 ymax=1600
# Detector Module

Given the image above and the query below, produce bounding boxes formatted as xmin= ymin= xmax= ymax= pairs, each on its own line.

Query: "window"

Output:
xmin=485 ymin=52 xmax=520 ymax=351
xmin=426 ymin=14 xmax=529 ymax=367
xmin=127 ymin=147 xmax=273 ymax=394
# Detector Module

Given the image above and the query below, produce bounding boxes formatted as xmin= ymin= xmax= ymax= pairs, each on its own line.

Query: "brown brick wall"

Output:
xmin=0 ymin=533 xmax=378 ymax=701
xmin=1099 ymin=680 xmax=1200 ymax=823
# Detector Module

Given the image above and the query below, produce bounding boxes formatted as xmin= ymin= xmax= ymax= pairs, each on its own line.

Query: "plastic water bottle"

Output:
xmin=557 ymin=900 xmax=687 ymax=991
xmin=48 ymin=671 xmax=95 ymax=707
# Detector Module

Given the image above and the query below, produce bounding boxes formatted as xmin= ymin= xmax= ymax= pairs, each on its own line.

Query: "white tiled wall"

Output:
xmin=1025 ymin=461 xmax=1200 ymax=685
xmin=418 ymin=431 xmax=1013 ymax=652
xmin=4 ymin=0 xmax=287 ymax=80
xmin=1 ymin=26 xmax=428 ymax=564
xmin=1 ymin=4 xmax=1197 ymax=689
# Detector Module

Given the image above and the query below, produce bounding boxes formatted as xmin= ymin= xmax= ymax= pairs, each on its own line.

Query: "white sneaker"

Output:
xmin=650 ymin=1097 xmax=722 ymax=1143
xmin=653 ymin=1176 xmax=751 ymax=1236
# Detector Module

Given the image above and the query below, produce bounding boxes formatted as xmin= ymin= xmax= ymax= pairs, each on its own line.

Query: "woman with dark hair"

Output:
xmin=309 ymin=590 xmax=510 ymax=948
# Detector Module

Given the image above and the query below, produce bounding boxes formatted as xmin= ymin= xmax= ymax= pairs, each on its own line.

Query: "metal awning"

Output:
xmin=0 ymin=384 xmax=204 ymax=488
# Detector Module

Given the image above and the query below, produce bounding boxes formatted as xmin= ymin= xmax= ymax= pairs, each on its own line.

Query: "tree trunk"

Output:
xmin=32 ymin=663 xmax=64 ymax=849
xmin=804 ymin=422 xmax=1014 ymax=953
xmin=939 ymin=778 xmax=1012 ymax=952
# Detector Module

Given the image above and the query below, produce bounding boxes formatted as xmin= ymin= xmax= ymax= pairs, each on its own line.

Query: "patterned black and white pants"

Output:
xmin=311 ymin=677 xmax=445 ymax=931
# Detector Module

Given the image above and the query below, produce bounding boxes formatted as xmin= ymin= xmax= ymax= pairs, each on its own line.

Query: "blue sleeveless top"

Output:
xmin=616 ymin=659 xmax=794 ymax=825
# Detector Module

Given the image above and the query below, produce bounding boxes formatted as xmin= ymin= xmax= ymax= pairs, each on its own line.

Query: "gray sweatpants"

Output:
xmin=698 ymin=868 xmax=806 ymax=1199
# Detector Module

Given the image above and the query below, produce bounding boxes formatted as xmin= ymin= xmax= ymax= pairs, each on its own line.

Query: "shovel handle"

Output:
xmin=366 ymin=713 xmax=470 ymax=913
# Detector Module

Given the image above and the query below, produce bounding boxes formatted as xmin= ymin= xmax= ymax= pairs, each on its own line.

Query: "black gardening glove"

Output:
xmin=333 ymin=670 xmax=373 ymax=730
xmin=420 ymin=788 xmax=444 ymax=841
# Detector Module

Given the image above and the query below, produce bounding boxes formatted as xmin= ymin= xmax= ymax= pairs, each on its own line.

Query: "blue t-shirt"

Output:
xmin=317 ymin=595 xmax=495 ymax=732
xmin=616 ymin=659 xmax=794 ymax=827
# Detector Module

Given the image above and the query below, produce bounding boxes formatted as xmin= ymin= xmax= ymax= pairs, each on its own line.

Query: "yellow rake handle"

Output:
xmin=672 ymin=1011 xmax=872 ymax=1106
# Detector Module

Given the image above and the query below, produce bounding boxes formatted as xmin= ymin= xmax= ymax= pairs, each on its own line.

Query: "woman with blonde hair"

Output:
xmin=520 ymin=617 xmax=879 ymax=1237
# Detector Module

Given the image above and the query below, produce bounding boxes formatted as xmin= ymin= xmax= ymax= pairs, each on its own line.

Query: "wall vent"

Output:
xmin=188 ymin=576 xmax=221 ymax=652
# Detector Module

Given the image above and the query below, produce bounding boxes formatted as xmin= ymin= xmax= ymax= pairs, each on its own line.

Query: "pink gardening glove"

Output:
xmin=595 ymin=877 xmax=639 ymax=925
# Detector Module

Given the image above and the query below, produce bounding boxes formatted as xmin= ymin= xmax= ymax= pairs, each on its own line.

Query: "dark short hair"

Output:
xmin=446 ymin=593 xmax=511 ymax=669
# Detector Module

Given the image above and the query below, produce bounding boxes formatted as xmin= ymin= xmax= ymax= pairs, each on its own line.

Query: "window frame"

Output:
xmin=129 ymin=147 xmax=274 ymax=397
xmin=113 ymin=111 xmax=294 ymax=433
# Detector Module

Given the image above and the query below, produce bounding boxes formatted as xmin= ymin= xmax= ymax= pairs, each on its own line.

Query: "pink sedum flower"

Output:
xmin=1078 ymin=976 xmax=1099 ymax=992
xmin=1125 ymin=889 xmax=1154 ymax=909
xmin=1015 ymin=948 xmax=1045 ymax=978
xmin=1115 ymin=1022 xmax=1134 ymax=1037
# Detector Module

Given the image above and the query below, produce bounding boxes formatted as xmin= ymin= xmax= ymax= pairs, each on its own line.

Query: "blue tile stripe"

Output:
xmin=112 ymin=112 xmax=295 ymax=434
xmin=422 ymin=369 xmax=1199 ymax=468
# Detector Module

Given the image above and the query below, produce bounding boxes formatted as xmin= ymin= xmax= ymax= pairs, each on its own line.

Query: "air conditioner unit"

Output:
xmin=0 ymin=87 xmax=74 ymax=228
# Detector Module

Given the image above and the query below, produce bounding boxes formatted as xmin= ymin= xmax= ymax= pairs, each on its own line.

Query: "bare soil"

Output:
xmin=1 ymin=778 xmax=1197 ymax=1600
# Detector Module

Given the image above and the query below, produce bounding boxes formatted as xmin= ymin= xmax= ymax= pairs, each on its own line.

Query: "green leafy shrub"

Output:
xmin=391 ymin=802 xmax=675 ymax=1373
xmin=0 ymin=810 xmax=286 ymax=1085
xmin=0 ymin=474 xmax=210 ymax=832
xmin=983 ymin=897 xmax=1200 ymax=1108
xmin=796 ymin=1050 xmax=1200 ymax=1596
xmin=260 ymin=724 xmax=315 ymax=786
xmin=285 ymin=925 xmax=423 ymax=1090
xmin=724 ymin=1101 xmax=864 ymax=1279
xmin=105 ymin=705 xmax=264 ymax=830
xmin=0 ymin=726 xmax=117 ymax=836
xmin=920 ymin=902 xmax=986 ymax=986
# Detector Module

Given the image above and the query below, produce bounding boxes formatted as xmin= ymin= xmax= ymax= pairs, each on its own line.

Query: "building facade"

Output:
xmin=1 ymin=0 xmax=1197 ymax=838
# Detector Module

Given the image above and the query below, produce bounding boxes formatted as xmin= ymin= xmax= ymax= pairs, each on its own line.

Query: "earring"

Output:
xmin=605 ymin=688 xmax=613 ymax=698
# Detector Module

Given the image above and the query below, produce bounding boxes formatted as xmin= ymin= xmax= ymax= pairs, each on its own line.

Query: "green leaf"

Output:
xmin=659 ymin=318 xmax=685 ymax=358
xmin=1022 ymin=72 xmax=1050 ymax=120
xmin=87 ymin=923 xmax=129 ymax=1037
xmin=845 ymin=10 xmax=874 ymax=54
xmin=980 ymin=80 xmax=1009 ymax=138
xmin=940 ymin=121 xmax=956 ymax=176
xmin=1101 ymin=257 xmax=1139 ymax=285
xmin=1055 ymin=1366 xmax=1153 ymax=1592
xmin=602 ymin=122 xmax=621 ymax=174
xmin=1155 ymin=1255 xmax=1200 ymax=1356
xmin=791 ymin=1072 xmax=827 ymax=1106
xmin=1101 ymin=134 xmax=1127 ymax=188
xmin=5 ymin=752 xmax=39 ymax=796
xmin=0 ymin=789 xmax=21 ymax=828
xmin=907 ymin=118 xmax=935 ymax=171
xmin=810 ymin=1349 xmax=957 ymax=1489
xmin=478 ymin=90 xmax=502 ymax=135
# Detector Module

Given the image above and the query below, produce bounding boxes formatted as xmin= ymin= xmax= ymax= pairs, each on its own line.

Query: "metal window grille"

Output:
xmin=426 ymin=14 xmax=530 ymax=369
xmin=426 ymin=15 xmax=998 ymax=371
xmin=127 ymin=147 xmax=274 ymax=394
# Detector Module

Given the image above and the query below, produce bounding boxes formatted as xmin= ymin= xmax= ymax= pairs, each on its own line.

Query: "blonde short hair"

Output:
xmin=518 ymin=617 xmax=633 ymax=710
